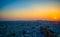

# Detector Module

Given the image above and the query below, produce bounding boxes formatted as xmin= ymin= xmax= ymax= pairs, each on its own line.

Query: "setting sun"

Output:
xmin=53 ymin=16 xmax=57 ymax=19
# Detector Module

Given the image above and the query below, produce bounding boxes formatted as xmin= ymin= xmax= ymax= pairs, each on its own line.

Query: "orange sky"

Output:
xmin=1 ymin=1 xmax=60 ymax=21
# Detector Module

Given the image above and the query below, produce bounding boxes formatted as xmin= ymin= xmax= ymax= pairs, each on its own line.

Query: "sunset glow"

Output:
xmin=0 ymin=0 xmax=60 ymax=21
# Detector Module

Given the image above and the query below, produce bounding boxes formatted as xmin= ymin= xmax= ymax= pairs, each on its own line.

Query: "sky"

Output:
xmin=0 ymin=0 xmax=60 ymax=21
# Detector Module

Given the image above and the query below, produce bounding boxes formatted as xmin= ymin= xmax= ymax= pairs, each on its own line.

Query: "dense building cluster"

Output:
xmin=0 ymin=21 xmax=60 ymax=37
